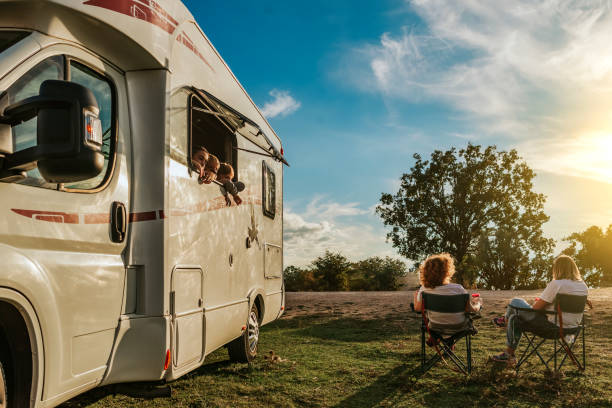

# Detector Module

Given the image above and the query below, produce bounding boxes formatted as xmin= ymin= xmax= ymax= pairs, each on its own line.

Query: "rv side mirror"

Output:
xmin=0 ymin=80 xmax=104 ymax=183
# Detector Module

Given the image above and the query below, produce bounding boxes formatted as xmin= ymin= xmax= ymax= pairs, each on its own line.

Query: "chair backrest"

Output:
xmin=422 ymin=293 xmax=468 ymax=313
xmin=555 ymin=294 xmax=587 ymax=314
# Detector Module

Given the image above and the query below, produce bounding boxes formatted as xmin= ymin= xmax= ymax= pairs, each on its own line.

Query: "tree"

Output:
xmin=283 ymin=265 xmax=318 ymax=291
xmin=352 ymin=257 xmax=407 ymax=291
xmin=563 ymin=224 xmax=612 ymax=287
xmin=377 ymin=144 xmax=552 ymax=287
xmin=473 ymin=226 xmax=553 ymax=289
xmin=311 ymin=251 xmax=351 ymax=291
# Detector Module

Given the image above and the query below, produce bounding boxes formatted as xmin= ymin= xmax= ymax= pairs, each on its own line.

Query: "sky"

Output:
xmin=184 ymin=0 xmax=612 ymax=267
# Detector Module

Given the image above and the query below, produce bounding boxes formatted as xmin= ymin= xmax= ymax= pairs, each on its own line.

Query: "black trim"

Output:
xmin=262 ymin=161 xmax=276 ymax=219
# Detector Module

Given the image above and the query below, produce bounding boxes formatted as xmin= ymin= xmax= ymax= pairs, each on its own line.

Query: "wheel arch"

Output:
xmin=0 ymin=244 xmax=63 ymax=405
xmin=0 ymin=288 xmax=44 ymax=408
xmin=246 ymin=288 xmax=265 ymax=324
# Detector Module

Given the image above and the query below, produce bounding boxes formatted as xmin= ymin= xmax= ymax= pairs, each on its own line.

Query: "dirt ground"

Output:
xmin=284 ymin=287 xmax=612 ymax=320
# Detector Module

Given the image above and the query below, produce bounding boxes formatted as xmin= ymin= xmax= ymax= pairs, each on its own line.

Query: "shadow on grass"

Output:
xmin=59 ymin=382 xmax=172 ymax=407
xmin=332 ymin=362 xmax=424 ymax=408
xmin=270 ymin=316 xmax=421 ymax=343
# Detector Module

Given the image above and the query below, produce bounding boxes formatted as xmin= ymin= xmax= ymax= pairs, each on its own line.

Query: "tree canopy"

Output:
xmin=376 ymin=144 xmax=553 ymax=289
xmin=563 ymin=224 xmax=612 ymax=287
xmin=284 ymin=251 xmax=409 ymax=291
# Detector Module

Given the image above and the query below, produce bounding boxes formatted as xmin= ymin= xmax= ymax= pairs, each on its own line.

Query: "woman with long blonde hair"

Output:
xmin=491 ymin=255 xmax=589 ymax=364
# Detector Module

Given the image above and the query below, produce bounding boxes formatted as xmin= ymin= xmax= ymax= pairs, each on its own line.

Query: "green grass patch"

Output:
xmin=62 ymin=304 xmax=612 ymax=407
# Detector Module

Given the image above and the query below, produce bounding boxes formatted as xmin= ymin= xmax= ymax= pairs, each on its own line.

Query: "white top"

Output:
xmin=417 ymin=283 xmax=467 ymax=327
xmin=539 ymin=279 xmax=588 ymax=328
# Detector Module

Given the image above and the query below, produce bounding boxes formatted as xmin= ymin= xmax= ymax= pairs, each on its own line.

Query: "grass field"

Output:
xmin=61 ymin=289 xmax=612 ymax=408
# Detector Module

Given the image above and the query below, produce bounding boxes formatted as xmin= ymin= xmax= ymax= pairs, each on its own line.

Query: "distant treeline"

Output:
xmin=284 ymin=251 xmax=407 ymax=292
xmin=286 ymin=144 xmax=611 ymax=292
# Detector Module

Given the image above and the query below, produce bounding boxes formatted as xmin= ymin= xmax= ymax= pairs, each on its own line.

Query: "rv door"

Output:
xmin=0 ymin=43 xmax=131 ymax=400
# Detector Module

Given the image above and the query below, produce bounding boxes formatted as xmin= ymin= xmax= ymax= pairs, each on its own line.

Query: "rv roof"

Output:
xmin=0 ymin=0 xmax=283 ymax=148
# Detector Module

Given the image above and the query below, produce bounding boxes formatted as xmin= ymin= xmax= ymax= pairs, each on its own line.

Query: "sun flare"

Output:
xmin=563 ymin=132 xmax=612 ymax=183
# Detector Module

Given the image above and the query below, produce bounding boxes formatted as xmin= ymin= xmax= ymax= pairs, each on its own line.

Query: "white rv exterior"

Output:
xmin=0 ymin=1 xmax=285 ymax=407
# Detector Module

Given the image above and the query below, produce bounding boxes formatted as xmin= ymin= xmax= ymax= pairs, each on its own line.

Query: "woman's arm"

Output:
xmin=413 ymin=290 xmax=423 ymax=312
xmin=532 ymin=298 xmax=550 ymax=310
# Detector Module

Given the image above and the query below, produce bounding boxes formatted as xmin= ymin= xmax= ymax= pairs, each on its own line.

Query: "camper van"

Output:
xmin=0 ymin=1 xmax=286 ymax=406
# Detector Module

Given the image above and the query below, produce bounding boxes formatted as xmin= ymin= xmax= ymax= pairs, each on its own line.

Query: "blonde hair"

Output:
xmin=552 ymin=255 xmax=581 ymax=281
xmin=419 ymin=253 xmax=456 ymax=289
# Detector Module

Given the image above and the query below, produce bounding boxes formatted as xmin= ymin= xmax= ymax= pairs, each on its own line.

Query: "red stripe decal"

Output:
xmin=84 ymin=213 xmax=110 ymax=224
xmin=10 ymin=195 xmax=263 ymax=224
xmin=83 ymin=0 xmax=178 ymax=34
xmin=11 ymin=209 xmax=79 ymax=224
xmin=129 ymin=211 xmax=158 ymax=222
xmin=176 ymin=31 xmax=215 ymax=72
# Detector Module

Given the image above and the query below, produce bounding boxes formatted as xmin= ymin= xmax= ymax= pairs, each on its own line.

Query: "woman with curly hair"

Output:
xmin=413 ymin=253 xmax=480 ymax=330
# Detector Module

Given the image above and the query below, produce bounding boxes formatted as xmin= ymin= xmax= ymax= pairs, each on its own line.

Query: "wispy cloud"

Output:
xmin=261 ymin=89 xmax=301 ymax=118
xmin=283 ymin=197 xmax=399 ymax=267
xmin=342 ymin=0 xmax=612 ymax=183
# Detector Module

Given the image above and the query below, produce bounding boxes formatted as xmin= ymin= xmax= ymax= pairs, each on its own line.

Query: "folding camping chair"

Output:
xmin=419 ymin=293 xmax=478 ymax=375
xmin=514 ymin=294 xmax=587 ymax=373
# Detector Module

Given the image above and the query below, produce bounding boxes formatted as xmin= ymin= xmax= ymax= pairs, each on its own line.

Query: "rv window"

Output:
xmin=190 ymin=95 xmax=237 ymax=179
xmin=7 ymin=56 xmax=65 ymax=189
xmin=262 ymin=161 xmax=276 ymax=219
xmin=0 ymin=31 xmax=30 ymax=54
xmin=63 ymin=61 xmax=115 ymax=190
xmin=5 ymin=56 xmax=116 ymax=191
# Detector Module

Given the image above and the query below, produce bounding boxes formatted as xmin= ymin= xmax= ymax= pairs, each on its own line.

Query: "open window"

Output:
xmin=262 ymin=161 xmax=276 ymax=219
xmin=190 ymin=94 xmax=237 ymax=180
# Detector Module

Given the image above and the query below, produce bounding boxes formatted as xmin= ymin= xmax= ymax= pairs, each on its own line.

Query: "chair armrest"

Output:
xmin=509 ymin=305 xmax=556 ymax=315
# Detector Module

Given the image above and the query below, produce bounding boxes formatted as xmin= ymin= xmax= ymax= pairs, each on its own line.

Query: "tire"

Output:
xmin=0 ymin=360 xmax=7 ymax=408
xmin=228 ymin=304 xmax=260 ymax=363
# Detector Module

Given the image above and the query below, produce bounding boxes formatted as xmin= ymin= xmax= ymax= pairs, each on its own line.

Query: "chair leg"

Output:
xmin=582 ymin=324 xmax=586 ymax=370
xmin=421 ymin=327 xmax=426 ymax=371
xmin=467 ymin=335 xmax=472 ymax=374
xmin=554 ymin=337 xmax=557 ymax=373
xmin=559 ymin=328 xmax=585 ymax=372
xmin=517 ymin=335 xmax=548 ymax=372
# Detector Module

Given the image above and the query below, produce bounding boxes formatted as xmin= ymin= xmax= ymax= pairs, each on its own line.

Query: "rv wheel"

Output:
xmin=0 ymin=360 xmax=6 ymax=408
xmin=228 ymin=304 xmax=259 ymax=363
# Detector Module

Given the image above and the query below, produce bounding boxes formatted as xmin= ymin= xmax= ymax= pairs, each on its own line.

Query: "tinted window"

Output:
xmin=262 ymin=161 xmax=276 ymax=218
xmin=7 ymin=56 xmax=64 ymax=189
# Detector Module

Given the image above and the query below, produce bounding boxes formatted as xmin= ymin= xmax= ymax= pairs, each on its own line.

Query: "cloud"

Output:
xmin=283 ymin=198 xmax=400 ymax=267
xmin=343 ymin=0 xmax=612 ymax=182
xmin=261 ymin=89 xmax=301 ymax=118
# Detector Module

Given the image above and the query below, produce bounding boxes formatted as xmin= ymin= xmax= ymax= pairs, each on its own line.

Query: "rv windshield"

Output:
xmin=0 ymin=31 xmax=30 ymax=54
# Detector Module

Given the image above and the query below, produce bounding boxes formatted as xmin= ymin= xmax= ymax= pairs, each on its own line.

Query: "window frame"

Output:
xmin=5 ymin=54 xmax=119 ymax=193
xmin=262 ymin=161 xmax=276 ymax=219
xmin=61 ymin=56 xmax=118 ymax=193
